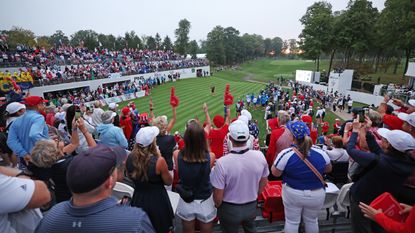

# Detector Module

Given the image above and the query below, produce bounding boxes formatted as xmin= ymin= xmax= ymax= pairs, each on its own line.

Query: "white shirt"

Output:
xmin=324 ymin=148 xmax=350 ymax=162
xmin=91 ymin=108 xmax=104 ymax=126
xmin=0 ymin=174 xmax=38 ymax=233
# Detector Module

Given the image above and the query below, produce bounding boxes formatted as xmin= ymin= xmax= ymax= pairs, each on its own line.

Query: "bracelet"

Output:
xmin=150 ymin=108 xmax=154 ymax=111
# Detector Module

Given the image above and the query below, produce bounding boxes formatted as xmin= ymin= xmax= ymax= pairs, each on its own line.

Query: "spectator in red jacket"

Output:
xmin=206 ymin=104 xmax=230 ymax=159
xmin=359 ymin=202 xmax=414 ymax=233
xmin=301 ymin=115 xmax=318 ymax=144
xmin=120 ymin=107 xmax=132 ymax=140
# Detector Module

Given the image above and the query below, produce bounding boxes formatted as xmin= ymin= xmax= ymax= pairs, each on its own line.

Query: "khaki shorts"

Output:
xmin=176 ymin=195 xmax=217 ymax=223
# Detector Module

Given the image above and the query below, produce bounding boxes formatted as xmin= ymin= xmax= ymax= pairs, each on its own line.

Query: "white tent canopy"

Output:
xmin=405 ymin=62 xmax=415 ymax=77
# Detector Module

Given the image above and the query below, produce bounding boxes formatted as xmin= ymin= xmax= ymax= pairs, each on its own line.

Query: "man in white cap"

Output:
xmin=96 ymin=111 xmax=128 ymax=148
xmin=108 ymin=103 xmax=120 ymax=127
xmin=211 ymin=120 xmax=269 ymax=233
xmin=223 ymin=115 xmax=259 ymax=155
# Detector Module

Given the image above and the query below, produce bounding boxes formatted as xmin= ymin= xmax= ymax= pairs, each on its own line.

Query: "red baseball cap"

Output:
xmin=268 ymin=118 xmax=279 ymax=130
xmin=301 ymin=115 xmax=313 ymax=124
xmin=213 ymin=115 xmax=225 ymax=128
xmin=23 ymin=96 xmax=48 ymax=106
xmin=122 ymin=107 xmax=130 ymax=115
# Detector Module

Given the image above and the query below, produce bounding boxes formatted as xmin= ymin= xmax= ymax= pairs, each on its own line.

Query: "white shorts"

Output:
xmin=176 ymin=195 xmax=217 ymax=223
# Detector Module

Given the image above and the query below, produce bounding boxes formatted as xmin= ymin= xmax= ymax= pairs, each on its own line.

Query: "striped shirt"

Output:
xmin=35 ymin=197 xmax=155 ymax=233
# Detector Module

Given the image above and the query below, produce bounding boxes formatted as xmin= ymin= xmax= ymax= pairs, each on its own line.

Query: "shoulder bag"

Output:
xmin=292 ymin=147 xmax=328 ymax=187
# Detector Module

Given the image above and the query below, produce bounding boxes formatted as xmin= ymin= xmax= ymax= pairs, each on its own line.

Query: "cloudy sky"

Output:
xmin=1 ymin=0 xmax=385 ymax=41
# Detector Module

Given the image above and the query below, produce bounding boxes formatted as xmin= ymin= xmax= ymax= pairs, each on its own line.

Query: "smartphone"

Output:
xmin=358 ymin=110 xmax=365 ymax=123
xmin=75 ymin=111 xmax=82 ymax=119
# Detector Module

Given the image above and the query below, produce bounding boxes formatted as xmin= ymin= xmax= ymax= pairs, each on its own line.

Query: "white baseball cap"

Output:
xmin=238 ymin=115 xmax=249 ymax=126
xmin=135 ymin=126 xmax=160 ymax=147
xmin=6 ymin=102 xmax=26 ymax=114
xmin=408 ymin=99 xmax=415 ymax=107
xmin=101 ymin=111 xmax=116 ymax=124
xmin=398 ymin=112 xmax=415 ymax=127
xmin=241 ymin=109 xmax=252 ymax=121
xmin=108 ymin=103 xmax=119 ymax=109
xmin=377 ymin=128 xmax=415 ymax=152
xmin=229 ymin=120 xmax=250 ymax=142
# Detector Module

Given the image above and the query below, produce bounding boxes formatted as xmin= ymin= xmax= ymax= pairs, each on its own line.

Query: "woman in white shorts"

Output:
xmin=173 ymin=121 xmax=216 ymax=233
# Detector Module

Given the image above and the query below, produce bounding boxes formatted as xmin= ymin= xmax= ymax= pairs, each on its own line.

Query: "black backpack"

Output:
xmin=0 ymin=122 xmax=13 ymax=154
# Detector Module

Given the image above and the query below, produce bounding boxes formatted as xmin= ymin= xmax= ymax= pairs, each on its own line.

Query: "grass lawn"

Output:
xmin=112 ymin=59 xmax=395 ymax=146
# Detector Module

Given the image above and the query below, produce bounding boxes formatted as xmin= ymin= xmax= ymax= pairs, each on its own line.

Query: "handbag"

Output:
xmin=175 ymin=152 xmax=207 ymax=203
xmin=292 ymin=147 xmax=328 ymax=187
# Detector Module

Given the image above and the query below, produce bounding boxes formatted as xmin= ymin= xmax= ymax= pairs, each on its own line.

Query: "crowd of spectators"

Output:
xmin=0 ymin=80 xmax=414 ymax=233
xmin=0 ymin=46 xmax=208 ymax=87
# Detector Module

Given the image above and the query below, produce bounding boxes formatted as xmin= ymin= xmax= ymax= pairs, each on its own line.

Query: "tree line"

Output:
xmin=299 ymin=0 xmax=415 ymax=77
xmin=0 ymin=19 xmax=201 ymax=58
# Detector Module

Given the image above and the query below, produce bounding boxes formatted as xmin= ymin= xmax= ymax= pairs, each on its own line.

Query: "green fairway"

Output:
xmin=112 ymin=59 xmax=378 ymax=146
xmin=115 ymin=76 xmax=268 ymax=142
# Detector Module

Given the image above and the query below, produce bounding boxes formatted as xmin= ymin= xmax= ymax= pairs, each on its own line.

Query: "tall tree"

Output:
xmin=299 ymin=1 xmax=333 ymax=71
xmin=206 ymin=26 xmax=226 ymax=65
xmin=155 ymin=33 xmax=162 ymax=49
xmin=378 ymin=0 xmax=415 ymax=76
xmin=337 ymin=0 xmax=378 ymax=67
xmin=146 ymin=36 xmax=157 ymax=50
xmin=5 ymin=27 xmax=36 ymax=49
xmin=49 ymin=30 xmax=69 ymax=47
xmin=36 ymin=36 xmax=53 ymax=49
xmin=162 ymin=36 xmax=173 ymax=51
xmin=124 ymin=31 xmax=142 ymax=49
xmin=70 ymin=30 xmax=98 ymax=50
xmin=224 ymin=27 xmax=243 ymax=64
xmin=174 ymin=19 xmax=191 ymax=55
xmin=264 ymin=38 xmax=272 ymax=56
xmin=188 ymin=40 xmax=199 ymax=59
xmin=271 ymin=37 xmax=283 ymax=56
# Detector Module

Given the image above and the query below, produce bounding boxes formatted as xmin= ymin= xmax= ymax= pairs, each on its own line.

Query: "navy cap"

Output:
xmin=66 ymin=145 xmax=127 ymax=194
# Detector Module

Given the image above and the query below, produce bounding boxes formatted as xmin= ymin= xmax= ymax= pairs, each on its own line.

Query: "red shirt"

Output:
xmin=383 ymin=114 xmax=404 ymax=130
xmin=120 ymin=116 xmax=133 ymax=140
xmin=266 ymin=127 xmax=285 ymax=167
xmin=208 ymin=124 xmax=229 ymax=159
xmin=322 ymin=122 xmax=329 ymax=133
xmin=374 ymin=205 xmax=415 ymax=233
xmin=45 ymin=112 xmax=55 ymax=126
xmin=310 ymin=128 xmax=318 ymax=144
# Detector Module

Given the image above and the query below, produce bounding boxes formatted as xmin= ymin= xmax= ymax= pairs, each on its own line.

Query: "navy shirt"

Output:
xmin=347 ymin=132 xmax=415 ymax=203
xmin=274 ymin=146 xmax=330 ymax=190
xmin=35 ymin=197 xmax=155 ymax=233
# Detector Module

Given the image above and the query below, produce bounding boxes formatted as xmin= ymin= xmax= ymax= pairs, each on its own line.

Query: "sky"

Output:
xmin=0 ymin=0 xmax=385 ymax=42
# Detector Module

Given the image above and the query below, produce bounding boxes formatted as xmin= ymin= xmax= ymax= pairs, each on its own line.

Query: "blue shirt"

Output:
xmin=35 ymin=197 xmax=155 ymax=233
xmin=7 ymin=110 xmax=49 ymax=157
xmin=96 ymin=124 xmax=128 ymax=148
xmin=274 ymin=147 xmax=330 ymax=190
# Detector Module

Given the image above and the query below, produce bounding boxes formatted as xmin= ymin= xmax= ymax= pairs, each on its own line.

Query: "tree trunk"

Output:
xmin=316 ymin=56 xmax=320 ymax=71
xmin=403 ymin=49 xmax=412 ymax=78
xmin=328 ymin=49 xmax=336 ymax=77
xmin=393 ymin=56 xmax=401 ymax=74
xmin=384 ymin=56 xmax=390 ymax=73
xmin=374 ymin=53 xmax=380 ymax=73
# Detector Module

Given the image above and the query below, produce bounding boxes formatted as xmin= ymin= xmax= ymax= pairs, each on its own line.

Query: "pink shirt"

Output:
xmin=275 ymin=127 xmax=293 ymax=157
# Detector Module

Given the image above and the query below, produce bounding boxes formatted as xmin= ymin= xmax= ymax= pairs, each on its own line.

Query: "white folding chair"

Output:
xmin=320 ymin=192 xmax=339 ymax=220
xmin=336 ymin=183 xmax=353 ymax=218
xmin=112 ymin=182 xmax=134 ymax=201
